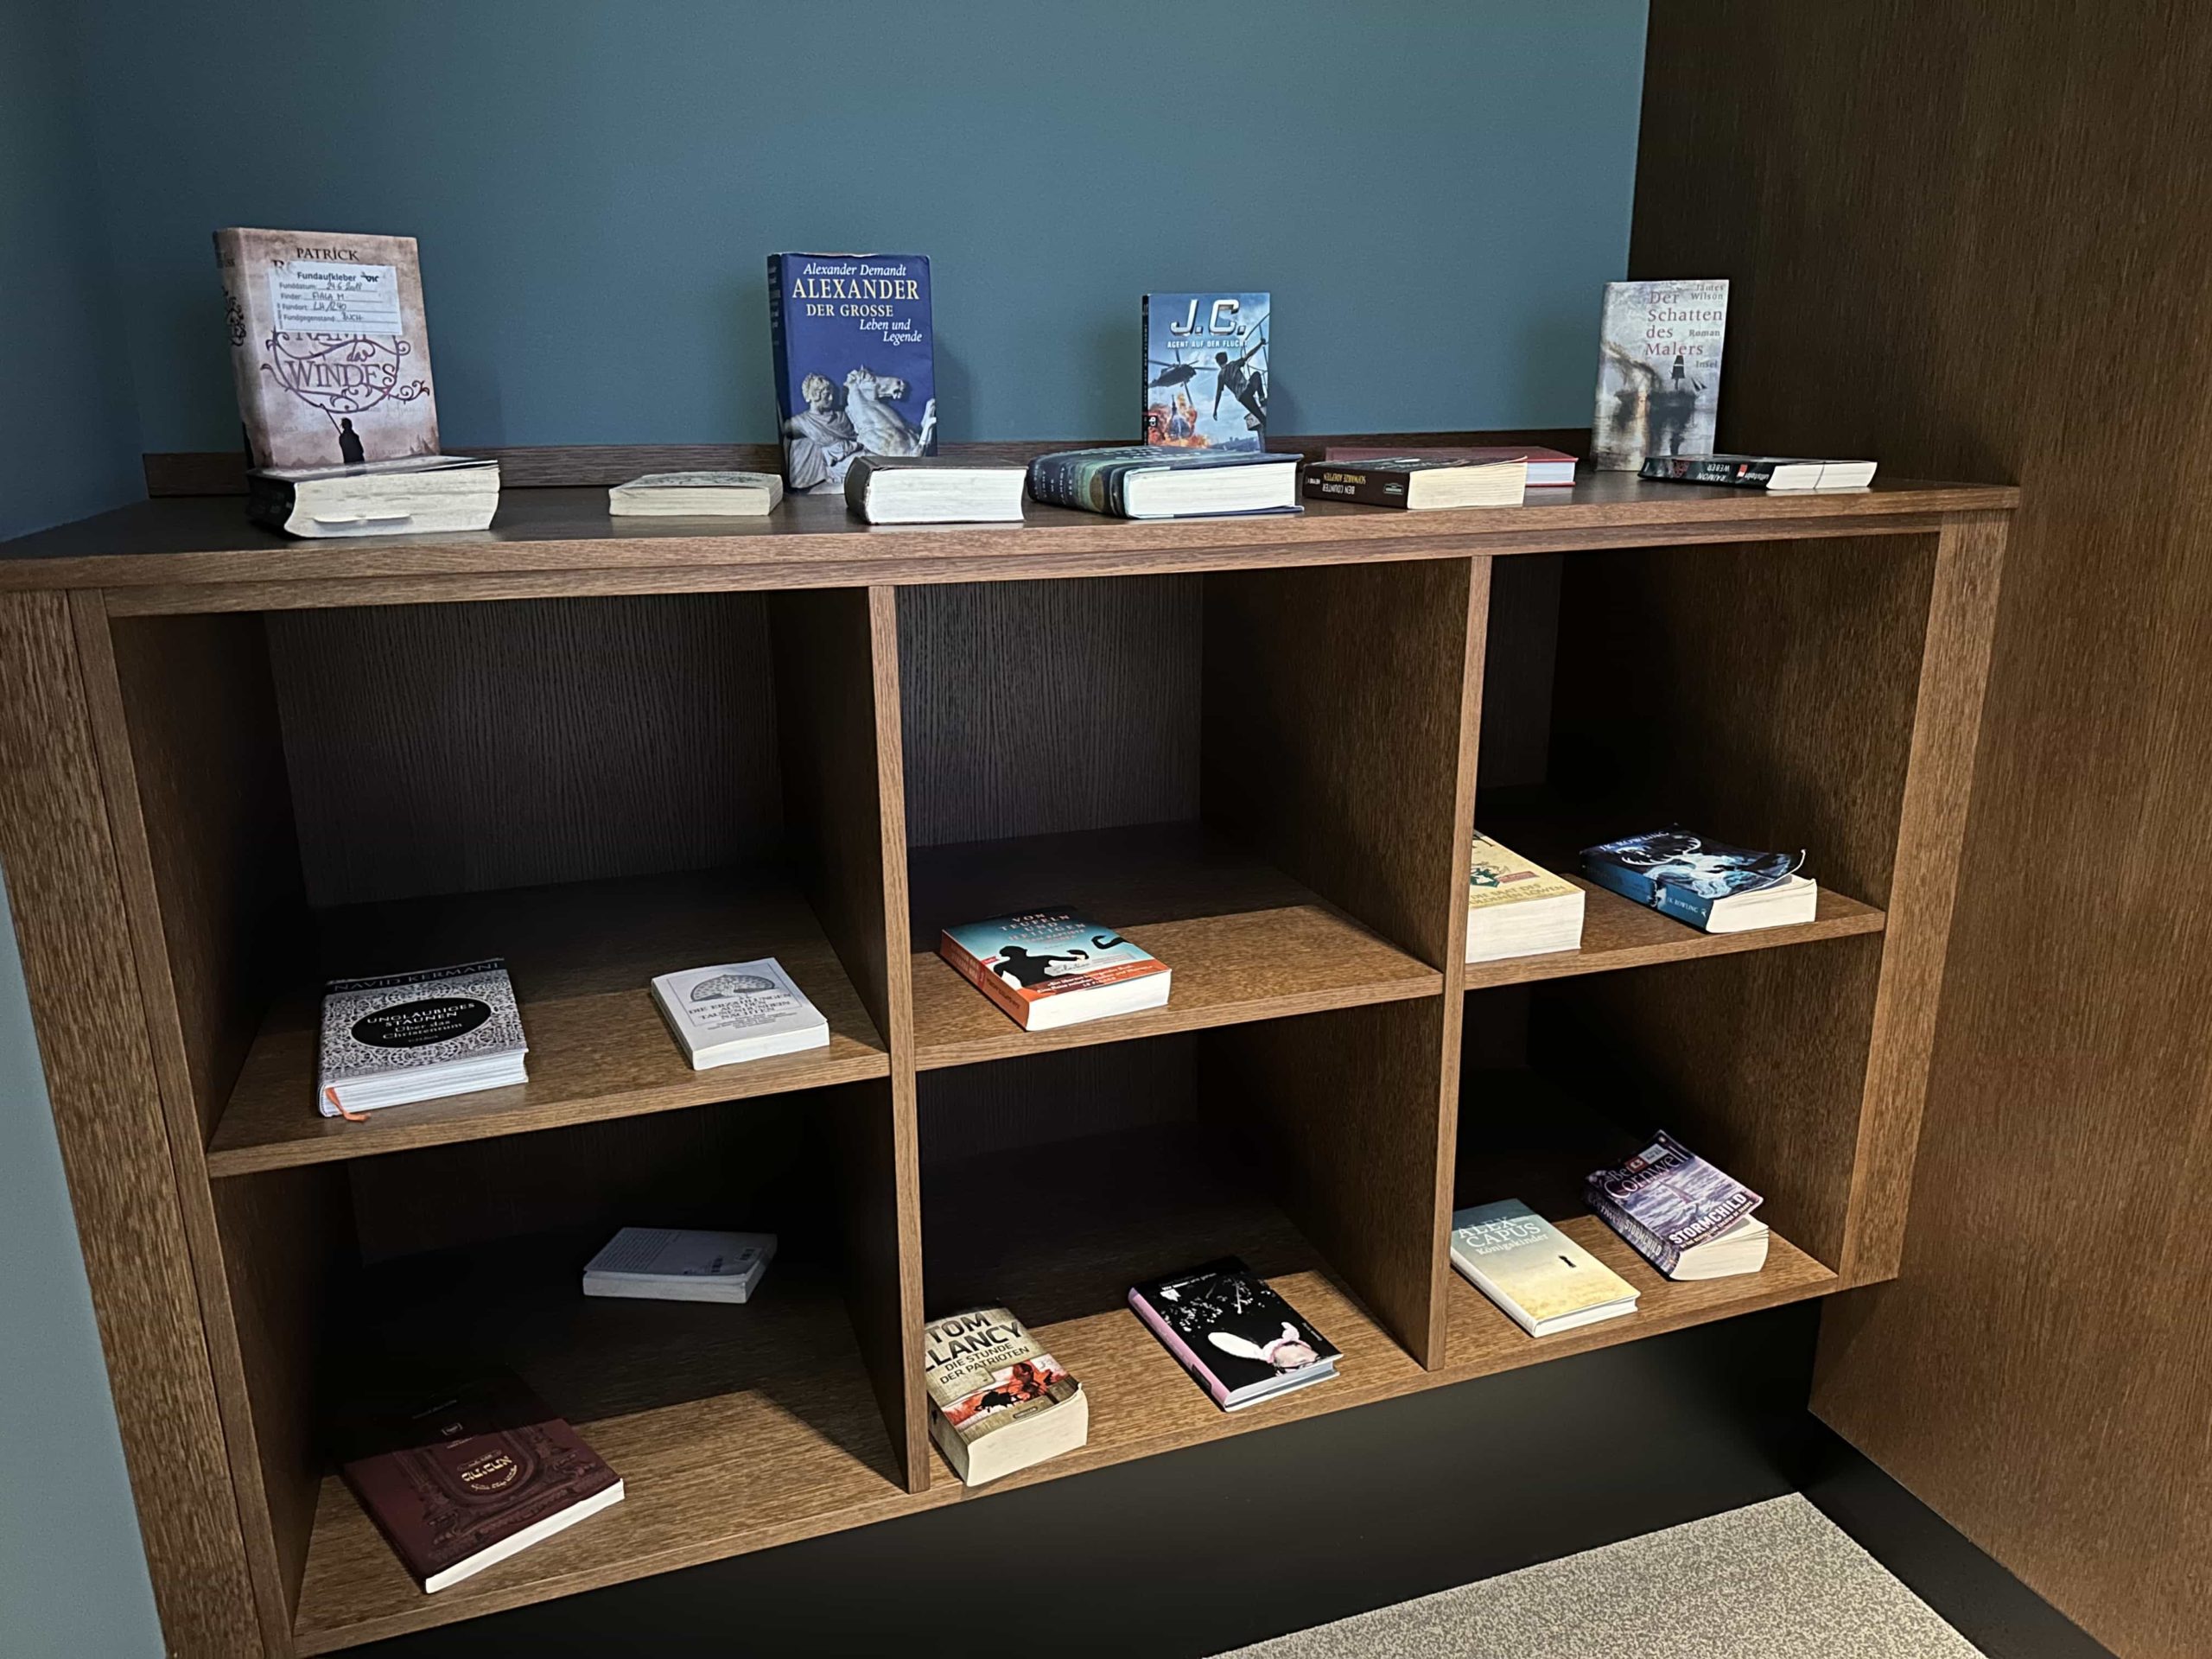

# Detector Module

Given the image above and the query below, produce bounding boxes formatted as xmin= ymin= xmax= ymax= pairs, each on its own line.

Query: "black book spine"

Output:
xmin=245 ymin=474 xmax=298 ymax=532
xmin=1026 ymin=453 xmax=1119 ymax=515
xmin=1639 ymin=456 xmax=1780 ymax=488
xmin=1302 ymin=465 xmax=1413 ymax=507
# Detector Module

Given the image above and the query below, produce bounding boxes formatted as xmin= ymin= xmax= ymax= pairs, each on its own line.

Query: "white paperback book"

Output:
xmin=582 ymin=1228 xmax=778 ymax=1303
xmin=650 ymin=957 xmax=829 ymax=1070
xmin=317 ymin=959 xmax=527 ymax=1116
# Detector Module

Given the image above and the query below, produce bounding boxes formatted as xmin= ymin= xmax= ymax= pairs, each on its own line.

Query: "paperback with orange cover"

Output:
xmin=938 ymin=909 xmax=1171 ymax=1031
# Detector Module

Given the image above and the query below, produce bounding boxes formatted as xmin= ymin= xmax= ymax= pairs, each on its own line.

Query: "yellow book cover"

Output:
xmin=1450 ymin=1200 xmax=1638 ymax=1337
xmin=1467 ymin=834 xmax=1579 ymax=912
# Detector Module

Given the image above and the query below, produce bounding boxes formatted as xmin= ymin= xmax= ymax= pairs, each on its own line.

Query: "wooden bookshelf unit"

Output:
xmin=0 ymin=452 xmax=2010 ymax=1656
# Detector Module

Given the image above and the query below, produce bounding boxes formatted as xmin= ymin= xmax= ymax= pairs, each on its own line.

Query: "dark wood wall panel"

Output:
xmin=896 ymin=577 xmax=1201 ymax=848
xmin=916 ymin=1036 xmax=1198 ymax=1166
xmin=265 ymin=594 xmax=785 ymax=908
xmin=1635 ymin=6 xmax=2212 ymax=1654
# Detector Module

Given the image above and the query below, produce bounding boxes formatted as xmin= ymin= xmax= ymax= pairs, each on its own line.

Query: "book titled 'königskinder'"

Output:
xmin=1128 ymin=1257 xmax=1338 ymax=1412
xmin=938 ymin=911 xmax=1170 ymax=1031
xmin=339 ymin=1374 xmax=622 ymax=1592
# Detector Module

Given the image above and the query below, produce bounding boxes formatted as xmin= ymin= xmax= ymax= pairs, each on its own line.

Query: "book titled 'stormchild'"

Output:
xmin=767 ymin=253 xmax=936 ymax=495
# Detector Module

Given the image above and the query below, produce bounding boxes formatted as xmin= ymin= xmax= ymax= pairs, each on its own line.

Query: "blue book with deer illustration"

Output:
xmin=1142 ymin=291 xmax=1269 ymax=451
xmin=767 ymin=252 xmax=936 ymax=495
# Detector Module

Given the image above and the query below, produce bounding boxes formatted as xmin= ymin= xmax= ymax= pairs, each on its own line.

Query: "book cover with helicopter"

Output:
xmin=1142 ymin=291 xmax=1268 ymax=450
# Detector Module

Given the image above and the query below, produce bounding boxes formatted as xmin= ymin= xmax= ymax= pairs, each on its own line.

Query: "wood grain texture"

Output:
xmin=71 ymin=594 xmax=309 ymax=1648
xmin=0 ymin=475 xmax=2014 ymax=602
xmin=1636 ymin=9 xmax=2206 ymax=1652
xmin=0 ymin=592 xmax=264 ymax=1654
xmin=897 ymin=577 xmax=1200 ymax=846
xmin=207 ymin=868 xmax=887 ymax=1177
xmin=210 ymin=1163 xmax=351 ymax=1635
xmin=906 ymin=823 xmax=1440 ymax=1071
xmin=1196 ymin=557 xmax=1487 ymax=1366
xmin=138 ymin=430 xmax=1597 ymax=498
xmin=1838 ymin=513 xmax=2004 ymax=1282
xmin=264 ymin=594 xmax=785 ymax=908
xmin=798 ymin=585 xmax=928 ymax=1492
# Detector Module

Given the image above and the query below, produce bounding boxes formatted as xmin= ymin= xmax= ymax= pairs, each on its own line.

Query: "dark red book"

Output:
xmin=339 ymin=1374 xmax=623 ymax=1592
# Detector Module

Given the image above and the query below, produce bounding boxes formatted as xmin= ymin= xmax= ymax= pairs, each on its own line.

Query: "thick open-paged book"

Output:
xmin=923 ymin=1306 xmax=1088 ymax=1485
xmin=214 ymin=227 xmax=441 ymax=472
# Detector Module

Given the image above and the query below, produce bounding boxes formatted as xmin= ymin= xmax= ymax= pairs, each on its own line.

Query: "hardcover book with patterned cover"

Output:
xmin=215 ymin=227 xmax=441 ymax=471
xmin=317 ymin=959 xmax=527 ymax=1116
xmin=339 ymin=1374 xmax=622 ymax=1593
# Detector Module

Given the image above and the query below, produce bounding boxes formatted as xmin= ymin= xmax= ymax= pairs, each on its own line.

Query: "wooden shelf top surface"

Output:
xmin=1 ymin=471 xmax=2017 ymax=600
xmin=906 ymin=823 xmax=1442 ymax=1069
xmin=207 ymin=868 xmax=887 ymax=1177
xmin=287 ymin=1123 xmax=1836 ymax=1651
xmin=1465 ymin=875 xmax=1885 ymax=993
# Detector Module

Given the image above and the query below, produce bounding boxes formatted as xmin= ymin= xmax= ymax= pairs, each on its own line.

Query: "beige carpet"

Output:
xmin=1217 ymin=1495 xmax=1985 ymax=1658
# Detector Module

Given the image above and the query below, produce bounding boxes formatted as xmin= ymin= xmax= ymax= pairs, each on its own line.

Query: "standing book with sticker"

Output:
xmin=215 ymin=227 xmax=442 ymax=472
xmin=317 ymin=960 xmax=527 ymax=1117
xmin=1142 ymin=291 xmax=1269 ymax=450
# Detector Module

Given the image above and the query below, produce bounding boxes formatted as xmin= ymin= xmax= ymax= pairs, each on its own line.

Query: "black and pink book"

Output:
xmin=1128 ymin=1257 xmax=1339 ymax=1412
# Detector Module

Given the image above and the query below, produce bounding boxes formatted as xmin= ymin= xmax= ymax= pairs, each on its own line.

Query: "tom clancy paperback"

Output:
xmin=923 ymin=1306 xmax=1088 ymax=1486
xmin=215 ymin=229 xmax=441 ymax=471
xmin=1591 ymin=279 xmax=1727 ymax=470
xmin=1143 ymin=291 xmax=1269 ymax=450
xmin=1586 ymin=1132 xmax=1770 ymax=1280
xmin=767 ymin=252 xmax=936 ymax=495
xmin=938 ymin=910 xmax=1171 ymax=1030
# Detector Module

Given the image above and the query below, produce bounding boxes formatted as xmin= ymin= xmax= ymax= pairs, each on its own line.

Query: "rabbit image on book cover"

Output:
xmin=843 ymin=367 xmax=938 ymax=456
xmin=1208 ymin=1324 xmax=1322 ymax=1373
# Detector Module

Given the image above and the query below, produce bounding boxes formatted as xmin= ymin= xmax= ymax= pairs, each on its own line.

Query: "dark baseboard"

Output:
xmin=1798 ymin=1426 xmax=2119 ymax=1659
xmin=361 ymin=1303 xmax=1818 ymax=1658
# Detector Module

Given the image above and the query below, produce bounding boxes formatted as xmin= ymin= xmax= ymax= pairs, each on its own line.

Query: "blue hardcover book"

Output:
xmin=766 ymin=252 xmax=936 ymax=495
xmin=1143 ymin=291 xmax=1268 ymax=451
xmin=1580 ymin=827 xmax=1813 ymax=933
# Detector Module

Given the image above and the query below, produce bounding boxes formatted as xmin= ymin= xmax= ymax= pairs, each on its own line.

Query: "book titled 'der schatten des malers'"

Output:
xmin=938 ymin=911 xmax=1171 ymax=1031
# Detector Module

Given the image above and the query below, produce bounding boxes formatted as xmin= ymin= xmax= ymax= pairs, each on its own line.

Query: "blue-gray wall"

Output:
xmin=2 ymin=6 xmax=1645 ymax=1652
xmin=77 ymin=0 xmax=1648 ymax=450
xmin=0 ymin=0 xmax=168 ymax=1653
